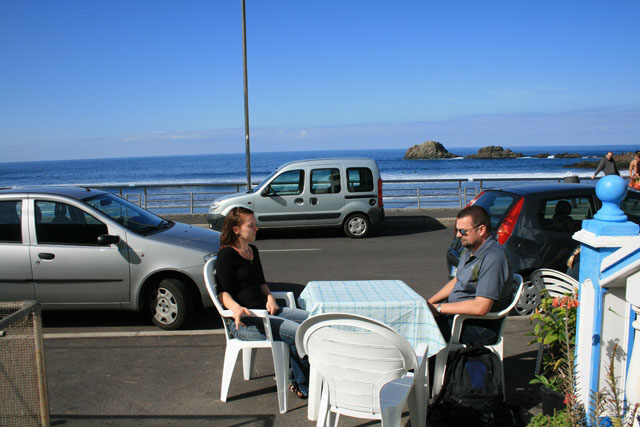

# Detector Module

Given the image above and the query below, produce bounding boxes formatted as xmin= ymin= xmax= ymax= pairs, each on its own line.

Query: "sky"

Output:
xmin=1 ymin=0 xmax=639 ymax=162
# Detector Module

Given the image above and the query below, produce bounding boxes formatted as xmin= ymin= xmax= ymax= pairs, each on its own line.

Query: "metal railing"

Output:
xmin=91 ymin=176 xmax=584 ymax=215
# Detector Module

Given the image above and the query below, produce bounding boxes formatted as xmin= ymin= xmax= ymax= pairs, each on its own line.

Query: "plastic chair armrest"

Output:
xmin=450 ymin=310 xmax=508 ymax=343
xmin=271 ymin=291 xmax=296 ymax=308
xmin=220 ymin=308 xmax=276 ymax=341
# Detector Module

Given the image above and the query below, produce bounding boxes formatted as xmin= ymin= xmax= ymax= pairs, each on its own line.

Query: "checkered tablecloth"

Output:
xmin=298 ymin=280 xmax=446 ymax=357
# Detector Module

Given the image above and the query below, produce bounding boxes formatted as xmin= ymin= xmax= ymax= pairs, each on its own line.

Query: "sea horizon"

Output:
xmin=2 ymin=144 xmax=638 ymax=189
xmin=2 ymin=143 xmax=637 ymax=166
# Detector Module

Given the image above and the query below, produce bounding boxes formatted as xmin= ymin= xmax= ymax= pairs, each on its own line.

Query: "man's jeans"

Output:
xmin=435 ymin=314 xmax=500 ymax=346
xmin=229 ymin=307 xmax=310 ymax=395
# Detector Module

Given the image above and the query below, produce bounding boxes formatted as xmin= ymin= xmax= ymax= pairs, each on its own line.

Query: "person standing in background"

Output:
xmin=592 ymin=151 xmax=620 ymax=179
xmin=628 ymin=152 xmax=640 ymax=179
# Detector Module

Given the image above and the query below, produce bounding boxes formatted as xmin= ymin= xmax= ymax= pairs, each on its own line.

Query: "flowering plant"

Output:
xmin=527 ymin=290 xmax=579 ymax=394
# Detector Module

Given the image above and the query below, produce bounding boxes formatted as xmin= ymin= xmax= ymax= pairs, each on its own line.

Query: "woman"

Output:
xmin=216 ymin=207 xmax=310 ymax=398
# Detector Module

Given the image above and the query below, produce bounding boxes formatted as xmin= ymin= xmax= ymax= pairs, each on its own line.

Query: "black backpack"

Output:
xmin=429 ymin=346 xmax=522 ymax=427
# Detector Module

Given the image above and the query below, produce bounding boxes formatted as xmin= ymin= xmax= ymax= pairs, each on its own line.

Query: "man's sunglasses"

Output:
xmin=456 ymin=225 xmax=481 ymax=236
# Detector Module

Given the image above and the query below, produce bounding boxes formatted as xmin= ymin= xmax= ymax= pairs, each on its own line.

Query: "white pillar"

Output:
xmin=626 ymin=305 xmax=640 ymax=427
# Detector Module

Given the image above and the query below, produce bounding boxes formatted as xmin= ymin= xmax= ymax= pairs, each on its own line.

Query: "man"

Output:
xmin=428 ymin=205 xmax=513 ymax=345
xmin=592 ymin=151 xmax=620 ymax=179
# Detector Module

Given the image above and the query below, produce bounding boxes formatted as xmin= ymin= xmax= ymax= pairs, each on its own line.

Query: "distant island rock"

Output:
xmin=565 ymin=151 xmax=635 ymax=170
xmin=554 ymin=153 xmax=582 ymax=158
xmin=404 ymin=140 xmax=457 ymax=159
xmin=465 ymin=146 xmax=523 ymax=159
xmin=403 ymin=141 xmax=635 ymax=170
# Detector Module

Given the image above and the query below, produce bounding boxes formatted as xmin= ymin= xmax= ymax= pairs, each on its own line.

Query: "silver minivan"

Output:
xmin=207 ymin=158 xmax=385 ymax=238
xmin=0 ymin=186 xmax=220 ymax=330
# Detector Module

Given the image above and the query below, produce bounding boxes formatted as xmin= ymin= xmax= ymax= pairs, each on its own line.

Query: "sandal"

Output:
xmin=288 ymin=383 xmax=308 ymax=399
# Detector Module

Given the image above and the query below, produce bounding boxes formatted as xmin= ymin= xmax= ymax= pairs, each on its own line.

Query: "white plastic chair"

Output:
xmin=296 ymin=312 xmax=428 ymax=427
xmin=530 ymin=268 xmax=579 ymax=374
xmin=431 ymin=273 xmax=524 ymax=401
xmin=203 ymin=258 xmax=296 ymax=414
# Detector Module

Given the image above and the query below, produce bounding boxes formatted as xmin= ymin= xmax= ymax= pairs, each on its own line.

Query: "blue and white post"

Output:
xmin=573 ymin=175 xmax=640 ymax=425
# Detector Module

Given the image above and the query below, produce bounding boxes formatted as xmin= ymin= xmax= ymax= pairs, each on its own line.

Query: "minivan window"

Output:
xmin=540 ymin=197 xmax=593 ymax=232
xmin=311 ymin=168 xmax=341 ymax=194
xmin=0 ymin=200 xmax=22 ymax=243
xmin=347 ymin=168 xmax=373 ymax=192
xmin=35 ymin=201 xmax=107 ymax=245
xmin=267 ymin=170 xmax=304 ymax=196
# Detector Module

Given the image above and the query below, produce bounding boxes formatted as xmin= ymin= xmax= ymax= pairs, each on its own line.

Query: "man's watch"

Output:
xmin=436 ymin=303 xmax=442 ymax=314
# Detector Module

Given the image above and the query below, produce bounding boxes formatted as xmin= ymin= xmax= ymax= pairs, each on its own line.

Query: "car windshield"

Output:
xmin=83 ymin=193 xmax=172 ymax=234
xmin=250 ymin=170 xmax=278 ymax=193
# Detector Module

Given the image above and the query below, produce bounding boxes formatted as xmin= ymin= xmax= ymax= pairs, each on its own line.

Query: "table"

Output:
xmin=298 ymin=280 xmax=447 ymax=421
xmin=298 ymin=280 xmax=446 ymax=356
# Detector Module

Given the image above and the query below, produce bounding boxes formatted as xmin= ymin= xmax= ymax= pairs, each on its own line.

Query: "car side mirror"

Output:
xmin=261 ymin=186 xmax=272 ymax=197
xmin=97 ymin=234 xmax=120 ymax=246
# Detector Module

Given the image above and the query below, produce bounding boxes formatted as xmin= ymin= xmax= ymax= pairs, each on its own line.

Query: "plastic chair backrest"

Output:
xmin=530 ymin=268 xmax=578 ymax=298
xmin=204 ymin=258 xmax=236 ymax=341
xmin=502 ymin=273 xmax=525 ymax=315
xmin=296 ymin=313 xmax=417 ymax=414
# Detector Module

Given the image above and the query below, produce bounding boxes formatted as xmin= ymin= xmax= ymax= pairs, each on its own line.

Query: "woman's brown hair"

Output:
xmin=220 ymin=207 xmax=255 ymax=247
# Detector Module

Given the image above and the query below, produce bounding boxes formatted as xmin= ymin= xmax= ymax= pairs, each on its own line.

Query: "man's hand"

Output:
xmin=266 ymin=294 xmax=279 ymax=315
xmin=231 ymin=306 xmax=253 ymax=329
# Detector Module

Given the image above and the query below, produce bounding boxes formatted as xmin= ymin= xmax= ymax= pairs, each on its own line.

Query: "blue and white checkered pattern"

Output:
xmin=299 ymin=280 xmax=446 ymax=357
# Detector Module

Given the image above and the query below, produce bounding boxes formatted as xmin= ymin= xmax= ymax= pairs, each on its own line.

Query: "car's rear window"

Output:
xmin=620 ymin=191 xmax=640 ymax=224
xmin=472 ymin=191 xmax=519 ymax=231
xmin=539 ymin=197 xmax=594 ymax=232
xmin=0 ymin=200 xmax=22 ymax=243
xmin=347 ymin=168 xmax=374 ymax=192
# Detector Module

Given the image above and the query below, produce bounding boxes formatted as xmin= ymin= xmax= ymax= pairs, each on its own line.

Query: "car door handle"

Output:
xmin=310 ymin=197 xmax=318 ymax=205
xmin=38 ymin=253 xmax=55 ymax=260
xmin=294 ymin=198 xmax=304 ymax=205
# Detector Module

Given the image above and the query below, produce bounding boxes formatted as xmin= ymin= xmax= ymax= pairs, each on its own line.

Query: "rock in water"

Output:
xmin=465 ymin=146 xmax=523 ymax=159
xmin=404 ymin=140 xmax=457 ymax=159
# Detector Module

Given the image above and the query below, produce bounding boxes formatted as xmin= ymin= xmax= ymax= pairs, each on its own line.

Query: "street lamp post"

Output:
xmin=241 ymin=0 xmax=251 ymax=191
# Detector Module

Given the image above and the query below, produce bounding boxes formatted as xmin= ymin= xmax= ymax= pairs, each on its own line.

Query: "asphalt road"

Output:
xmin=41 ymin=209 xmax=457 ymax=334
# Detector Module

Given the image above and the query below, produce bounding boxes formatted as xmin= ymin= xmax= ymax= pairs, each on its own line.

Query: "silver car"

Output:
xmin=207 ymin=158 xmax=385 ymax=238
xmin=0 ymin=186 xmax=219 ymax=330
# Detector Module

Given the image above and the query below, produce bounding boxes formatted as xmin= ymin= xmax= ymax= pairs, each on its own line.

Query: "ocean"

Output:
xmin=1 ymin=145 xmax=636 ymax=188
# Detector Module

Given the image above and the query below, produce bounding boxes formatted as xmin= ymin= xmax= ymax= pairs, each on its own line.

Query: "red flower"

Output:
xmin=564 ymin=393 xmax=576 ymax=405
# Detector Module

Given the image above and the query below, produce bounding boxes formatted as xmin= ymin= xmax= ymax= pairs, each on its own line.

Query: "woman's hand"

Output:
xmin=231 ymin=305 xmax=252 ymax=329
xmin=266 ymin=294 xmax=279 ymax=315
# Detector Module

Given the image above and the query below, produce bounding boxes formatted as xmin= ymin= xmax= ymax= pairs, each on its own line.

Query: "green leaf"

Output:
xmin=544 ymin=333 xmax=559 ymax=345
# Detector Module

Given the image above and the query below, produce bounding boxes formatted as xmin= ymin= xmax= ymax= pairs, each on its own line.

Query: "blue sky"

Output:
xmin=1 ymin=0 xmax=639 ymax=162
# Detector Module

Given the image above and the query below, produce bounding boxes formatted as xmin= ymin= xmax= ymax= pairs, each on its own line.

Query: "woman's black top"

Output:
xmin=216 ymin=245 xmax=267 ymax=309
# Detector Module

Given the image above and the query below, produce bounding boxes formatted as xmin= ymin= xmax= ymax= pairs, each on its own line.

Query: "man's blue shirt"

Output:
xmin=450 ymin=237 xmax=513 ymax=310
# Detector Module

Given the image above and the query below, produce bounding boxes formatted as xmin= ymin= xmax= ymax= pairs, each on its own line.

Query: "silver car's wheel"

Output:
xmin=343 ymin=213 xmax=370 ymax=238
xmin=150 ymin=278 xmax=192 ymax=330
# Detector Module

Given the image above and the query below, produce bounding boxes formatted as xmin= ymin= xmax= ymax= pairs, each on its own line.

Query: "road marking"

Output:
xmin=43 ymin=329 xmax=225 ymax=339
xmin=260 ymin=248 xmax=321 ymax=252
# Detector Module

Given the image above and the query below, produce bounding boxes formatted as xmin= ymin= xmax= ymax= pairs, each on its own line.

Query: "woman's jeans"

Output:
xmin=229 ymin=307 xmax=310 ymax=395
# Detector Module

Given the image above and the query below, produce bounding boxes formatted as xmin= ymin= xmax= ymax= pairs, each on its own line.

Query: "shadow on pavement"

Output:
xmin=50 ymin=414 xmax=277 ymax=426
xmin=504 ymin=349 xmax=540 ymax=423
